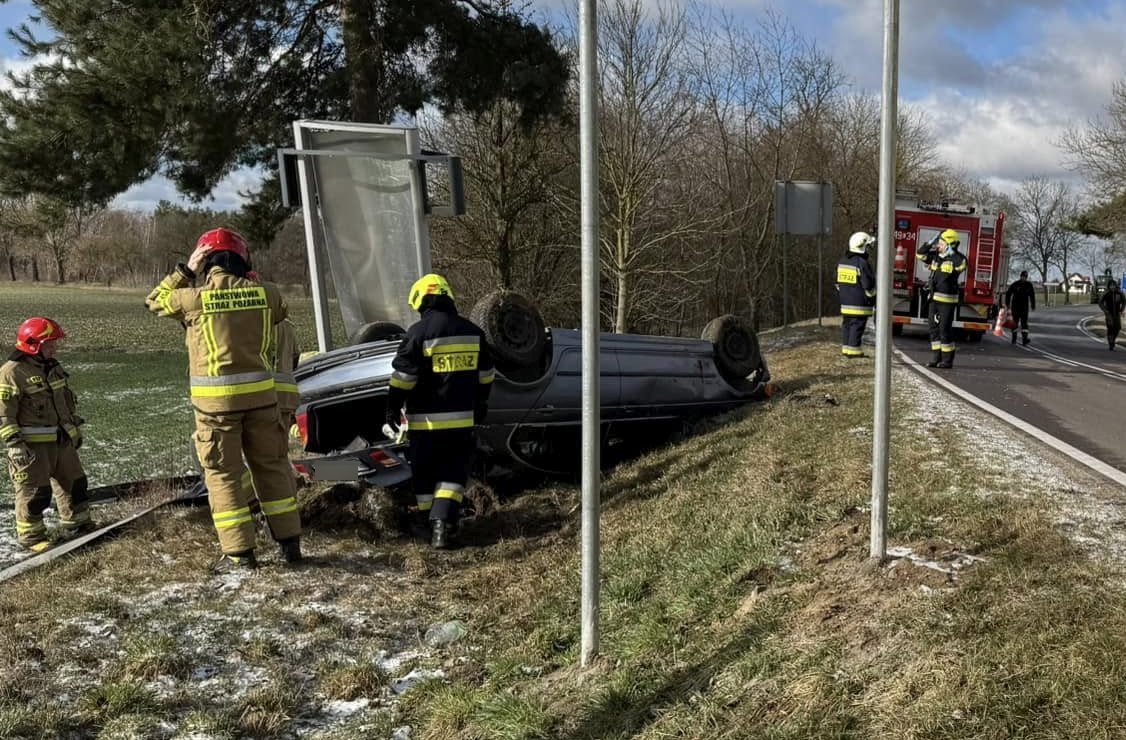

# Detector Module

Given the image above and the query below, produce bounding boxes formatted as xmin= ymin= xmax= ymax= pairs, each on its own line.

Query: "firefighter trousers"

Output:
xmin=1011 ymin=307 xmax=1030 ymax=342
xmin=7 ymin=438 xmax=89 ymax=546
xmin=928 ymin=300 xmax=958 ymax=365
xmin=1106 ymin=310 xmax=1122 ymax=349
xmin=840 ymin=315 xmax=869 ymax=356
xmin=192 ymin=406 xmax=301 ymax=554
xmin=409 ymin=428 xmax=473 ymax=524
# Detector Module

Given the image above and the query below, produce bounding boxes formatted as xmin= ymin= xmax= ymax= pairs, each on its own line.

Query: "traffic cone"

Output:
xmin=992 ymin=307 xmax=1006 ymax=337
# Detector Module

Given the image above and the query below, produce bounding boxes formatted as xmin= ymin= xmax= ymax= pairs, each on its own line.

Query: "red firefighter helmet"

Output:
xmin=15 ymin=317 xmax=65 ymax=354
xmin=196 ymin=227 xmax=250 ymax=261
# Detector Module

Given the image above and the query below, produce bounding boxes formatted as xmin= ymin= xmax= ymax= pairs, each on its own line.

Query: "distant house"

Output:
xmin=1062 ymin=273 xmax=1092 ymax=295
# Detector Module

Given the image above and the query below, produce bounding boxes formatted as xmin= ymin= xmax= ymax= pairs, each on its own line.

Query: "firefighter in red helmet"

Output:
xmin=0 ymin=317 xmax=94 ymax=551
xmin=146 ymin=227 xmax=302 ymax=572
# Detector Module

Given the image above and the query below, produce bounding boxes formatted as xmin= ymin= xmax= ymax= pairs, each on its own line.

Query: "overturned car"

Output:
xmin=293 ymin=291 xmax=770 ymax=485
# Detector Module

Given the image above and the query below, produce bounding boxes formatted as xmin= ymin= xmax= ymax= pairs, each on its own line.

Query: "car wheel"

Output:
xmin=471 ymin=290 xmax=547 ymax=370
xmin=349 ymin=321 xmax=406 ymax=345
xmin=702 ymin=314 xmax=761 ymax=381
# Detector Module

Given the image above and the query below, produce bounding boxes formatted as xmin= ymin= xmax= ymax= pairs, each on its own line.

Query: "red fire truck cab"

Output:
xmin=891 ymin=193 xmax=1008 ymax=342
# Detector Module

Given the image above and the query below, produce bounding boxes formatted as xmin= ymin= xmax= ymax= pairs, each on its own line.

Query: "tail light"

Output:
xmin=369 ymin=449 xmax=400 ymax=468
xmin=295 ymin=411 xmax=309 ymax=447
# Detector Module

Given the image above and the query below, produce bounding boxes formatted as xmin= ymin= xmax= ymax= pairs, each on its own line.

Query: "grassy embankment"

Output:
xmin=1 ymin=285 xmax=1126 ymax=738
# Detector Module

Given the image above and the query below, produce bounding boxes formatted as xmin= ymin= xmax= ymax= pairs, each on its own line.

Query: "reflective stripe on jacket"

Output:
xmin=918 ymin=248 xmax=966 ymax=305
xmin=836 ymin=253 xmax=876 ymax=317
xmin=146 ymin=266 xmax=287 ymax=413
xmin=0 ymin=352 xmax=83 ymax=447
xmin=385 ymin=301 xmax=494 ymax=432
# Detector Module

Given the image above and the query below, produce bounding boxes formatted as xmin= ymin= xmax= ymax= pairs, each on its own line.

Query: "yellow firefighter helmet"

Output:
xmin=939 ymin=228 xmax=960 ymax=246
xmin=408 ymin=273 xmax=455 ymax=311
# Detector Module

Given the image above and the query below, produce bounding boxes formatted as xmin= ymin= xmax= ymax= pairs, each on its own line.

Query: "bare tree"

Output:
xmin=686 ymin=8 xmax=847 ymax=327
xmin=1061 ymin=80 xmax=1126 ymax=213
xmin=1074 ymin=236 xmax=1122 ymax=287
xmin=1010 ymin=176 xmax=1076 ymax=303
xmin=423 ymin=100 xmax=579 ymax=320
xmin=594 ymin=0 xmax=718 ymax=333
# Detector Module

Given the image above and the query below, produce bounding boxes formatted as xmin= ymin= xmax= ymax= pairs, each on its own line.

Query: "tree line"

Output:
xmin=2 ymin=0 xmax=1125 ymax=334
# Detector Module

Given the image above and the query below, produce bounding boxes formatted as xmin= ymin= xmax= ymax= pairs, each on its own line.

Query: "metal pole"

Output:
xmin=782 ymin=185 xmax=790 ymax=325
xmin=293 ymin=122 xmax=333 ymax=353
xmin=579 ymin=0 xmax=601 ymax=667
xmin=870 ymin=0 xmax=899 ymax=561
xmin=817 ymin=233 xmax=823 ymax=327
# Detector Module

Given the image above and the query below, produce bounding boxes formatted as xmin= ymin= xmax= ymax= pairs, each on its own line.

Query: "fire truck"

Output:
xmin=891 ymin=192 xmax=1008 ymax=341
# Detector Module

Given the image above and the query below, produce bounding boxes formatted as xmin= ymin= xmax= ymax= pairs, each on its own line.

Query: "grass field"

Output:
xmin=0 ymin=281 xmax=335 ymax=500
xmin=3 ymin=285 xmax=1126 ymax=738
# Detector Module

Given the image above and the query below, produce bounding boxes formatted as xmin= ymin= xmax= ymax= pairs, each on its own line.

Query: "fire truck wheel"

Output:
xmin=350 ymin=321 xmax=406 ymax=345
xmin=964 ymin=330 xmax=984 ymax=344
xmin=702 ymin=315 xmax=761 ymax=382
xmin=471 ymin=290 xmax=547 ymax=371
xmin=891 ymin=323 xmax=903 ymax=337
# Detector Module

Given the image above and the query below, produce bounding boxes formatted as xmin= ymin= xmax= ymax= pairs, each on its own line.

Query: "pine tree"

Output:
xmin=0 ymin=0 xmax=569 ymax=209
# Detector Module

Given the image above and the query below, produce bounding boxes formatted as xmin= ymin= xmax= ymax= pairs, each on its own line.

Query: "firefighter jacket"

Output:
xmin=917 ymin=244 xmax=966 ymax=304
xmin=836 ymin=253 xmax=876 ymax=316
xmin=1005 ymin=279 xmax=1036 ymax=312
xmin=146 ymin=266 xmax=288 ymax=414
xmin=274 ymin=319 xmax=300 ymax=419
xmin=385 ymin=300 xmax=495 ymax=432
xmin=0 ymin=352 xmax=83 ymax=448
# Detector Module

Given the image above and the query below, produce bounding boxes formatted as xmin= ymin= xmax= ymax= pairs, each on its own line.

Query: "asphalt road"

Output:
xmin=893 ymin=303 xmax=1126 ymax=472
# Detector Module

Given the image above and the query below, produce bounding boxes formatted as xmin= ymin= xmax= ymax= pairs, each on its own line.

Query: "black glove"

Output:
xmin=385 ymin=406 xmax=401 ymax=428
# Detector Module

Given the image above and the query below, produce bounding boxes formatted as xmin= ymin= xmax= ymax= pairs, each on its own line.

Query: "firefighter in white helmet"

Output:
xmin=835 ymin=232 xmax=877 ymax=357
xmin=146 ymin=228 xmax=302 ymax=571
xmin=0 ymin=318 xmax=94 ymax=551
xmin=918 ymin=228 xmax=966 ymax=368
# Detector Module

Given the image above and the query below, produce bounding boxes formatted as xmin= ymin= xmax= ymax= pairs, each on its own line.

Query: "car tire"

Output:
xmin=702 ymin=314 xmax=761 ymax=381
xmin=349 ymin=321 xmax=406 ymax=345
xmin=471 ymin=290 xmax=547 ymax=370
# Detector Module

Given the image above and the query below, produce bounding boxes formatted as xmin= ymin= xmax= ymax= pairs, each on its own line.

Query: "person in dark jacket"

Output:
xmin=384 ymin=274 xmax=494 ymax=549
xmin=836 ymin=231 xmax=877 ymax=357
xmin=1098 ymin=280 xmax=1126 ymax=350
xmin=917 ymin=228 xmax=967 ymax=368
xmin=1004 ymin=271 xmax=1036 ymax=345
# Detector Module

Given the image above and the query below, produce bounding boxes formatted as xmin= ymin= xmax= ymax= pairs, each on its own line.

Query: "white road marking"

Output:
xmin=894 ymin=348 xmax=1126 ymax=489
xmin=991 ymin=319 xmax=1126 ymax=382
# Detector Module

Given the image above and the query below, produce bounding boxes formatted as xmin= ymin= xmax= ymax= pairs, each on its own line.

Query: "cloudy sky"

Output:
xmin=0 ymin=0 xmax=1122 ymax=211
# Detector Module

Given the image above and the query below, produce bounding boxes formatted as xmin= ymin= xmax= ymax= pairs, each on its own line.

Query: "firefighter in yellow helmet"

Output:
xmin=384 ymin=274 xmax=494 ymax=549
xmin=0 ymin=318 xmax=94 ymax=552
xmin=836 ymin=231 xmax=877 ymax=357
xmin=917 ymin=228 xmax=967 ymax=368
xmin=145 ymin=228 xmax=302 ymax=571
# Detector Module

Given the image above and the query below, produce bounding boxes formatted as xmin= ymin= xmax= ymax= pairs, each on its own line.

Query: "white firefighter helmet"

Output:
xmin=848 ymin=231 xmax=875 ymax=254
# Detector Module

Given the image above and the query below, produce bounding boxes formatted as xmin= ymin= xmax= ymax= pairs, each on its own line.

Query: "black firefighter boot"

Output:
xmin=926 ymin=349 xmax=943 ymax=368
xmin=1021 ymin=331 xmax=1029 ymax=346
xmin=431 ymin=519 xmax=455 ymax=550
xmin=278 ymin=536 xmax=303 ymax=564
